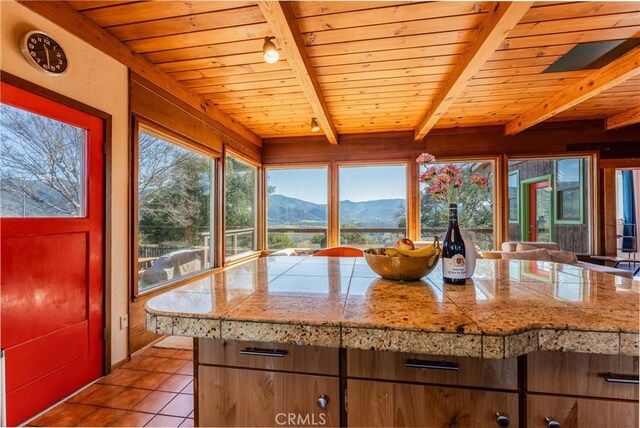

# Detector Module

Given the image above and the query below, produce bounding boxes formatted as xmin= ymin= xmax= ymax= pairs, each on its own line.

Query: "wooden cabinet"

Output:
xmin=199 ymin=366 xmax=340 ymax=427
xmin=526 ymin=352 xmax=639 ymax=428
xmin=527 ymin=394 xmax=638 ymax=428
xmin=346 ymin=350 xmax=518 ymax=427
xmin=347 ymin=379 xmax=519 ymax=427
xmin=527 ymin=351 xmax=639 ymax=400
xmin=199 ymin=339 xmax=339 ymax=375
xmin=348 ymin=348 xmax=518 ymax=390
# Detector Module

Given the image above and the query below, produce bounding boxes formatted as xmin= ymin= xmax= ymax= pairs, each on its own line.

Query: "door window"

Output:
xmin=1 ymin=104 xmax=85 ymax=217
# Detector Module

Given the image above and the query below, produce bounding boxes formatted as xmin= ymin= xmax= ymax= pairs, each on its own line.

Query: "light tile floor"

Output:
xmin=27 ymin=347 xmax=194 ymax=427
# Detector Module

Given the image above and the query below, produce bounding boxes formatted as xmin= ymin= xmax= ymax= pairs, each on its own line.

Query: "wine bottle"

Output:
xmin=442 ymin=203 xmax=466 ymax=285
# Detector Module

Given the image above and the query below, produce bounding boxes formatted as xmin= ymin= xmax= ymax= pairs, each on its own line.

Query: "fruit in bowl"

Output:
xmin=395 ymin=237 xmax=415 ymax=251
xmin=364 ymin=238 xmax=441 ymax=281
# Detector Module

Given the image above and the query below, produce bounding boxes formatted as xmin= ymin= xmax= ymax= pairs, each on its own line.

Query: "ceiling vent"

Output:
xmin=543 ymin=38 xmax=640 ymax=73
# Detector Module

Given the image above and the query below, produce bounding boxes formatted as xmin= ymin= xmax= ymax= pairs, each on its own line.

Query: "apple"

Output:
xmin=395 ymin=237 xmax=415 ymax=251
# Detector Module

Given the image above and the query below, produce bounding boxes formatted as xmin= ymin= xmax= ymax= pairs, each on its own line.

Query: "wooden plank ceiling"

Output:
xmin=66 ymin=1 xmax=640 ymax=141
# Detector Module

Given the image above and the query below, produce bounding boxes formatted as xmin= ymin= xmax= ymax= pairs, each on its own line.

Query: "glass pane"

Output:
xmin=1 ymin=103 xmax=84 ymax=217
xmin=556 ymin=159 xmax=581 ymax=221
xmin=225 ymin=155 xmax=257 ymax=258
xmin=507 ymin=157 xmax=590 ymax=253
xmin=339 ymin=165 xmax=407 ymax=248
xmin=508 ymin=172 xmax=519 ymax=222
xmin=267 ymin=167 xmax=328 ymax=250
xmin=420 ymin=161 xmax=494 ymax=250
xmin=536 ymin=186 xmax=552 ymax=242
xmin=137 ymin=130 xmax=213 ymax=292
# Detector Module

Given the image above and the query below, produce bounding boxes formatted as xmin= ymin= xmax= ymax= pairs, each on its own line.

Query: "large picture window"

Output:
xmin=507 ymin=156 xmax=591 ymax=253
xmin=137 ymin=127 xmax=214 ymax=293
xmin=339 ymin=164 xmax=407 ymax=247
xmin=419 ymin=160 xmax=495 ymax=250
xmin=225 ymin=154 xmax=257 ymax=258
xmin=267 ymin=167 xmax=328 ymax=249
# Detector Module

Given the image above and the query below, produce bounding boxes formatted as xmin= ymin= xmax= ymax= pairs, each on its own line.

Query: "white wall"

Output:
xmin=1 ymin=0 xmax=129 ymax=365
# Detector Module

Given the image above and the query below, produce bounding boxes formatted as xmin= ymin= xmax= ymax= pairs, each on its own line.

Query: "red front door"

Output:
xmin=528 ymin=180 xmax=551 ymax=242
xmin=1 ymin=82 xmax=104 ymax=426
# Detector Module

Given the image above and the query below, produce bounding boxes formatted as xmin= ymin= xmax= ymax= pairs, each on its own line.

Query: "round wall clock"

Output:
xmin=20 ymin=30 xmax=68 ymax=75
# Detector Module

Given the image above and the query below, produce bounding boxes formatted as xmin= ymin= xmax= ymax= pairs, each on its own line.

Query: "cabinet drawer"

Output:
xmin=347 ymin=348 xmax=518 ymax=390
xmin=198 ymin=338 xmax=339 ymax=375
xmin=527 ymin=393 xmax=638 ymax=428
xmin=347 ymin=379 xmax=518 ymax=427
xmin=199 ymin=366 xmax=340 ymax=427
xmin=527 ymin=351 xmax=639 ymax=400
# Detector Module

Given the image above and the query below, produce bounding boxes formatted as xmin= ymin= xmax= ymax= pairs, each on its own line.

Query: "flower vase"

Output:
xmin=462 ymin=230 xmax=477 ymax=278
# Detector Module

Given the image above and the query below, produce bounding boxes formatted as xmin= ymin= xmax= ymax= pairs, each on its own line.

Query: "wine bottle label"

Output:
xmin=443 ymin=254 xmax=466 ymax=279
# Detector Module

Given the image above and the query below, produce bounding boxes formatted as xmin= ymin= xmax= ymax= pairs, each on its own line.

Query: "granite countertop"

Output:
xmin=145 ymin=257 xmax=639 ymax=358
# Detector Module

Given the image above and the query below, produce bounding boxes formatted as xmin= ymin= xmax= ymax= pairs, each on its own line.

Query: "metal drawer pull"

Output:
xmin=604 ymin=372 xmax=639 ymax=384
xmin=317 ymin=394 xmax=329 ymax=409
xmin=495 ymin=412 xmax=509 ymax=427
xmin=239 ymin=348 xmax=287 ymax=358
xmin=404 ymin=359 xmax=459 ymax=371
xmin=544 ymin=417 xmax=561 ymax=428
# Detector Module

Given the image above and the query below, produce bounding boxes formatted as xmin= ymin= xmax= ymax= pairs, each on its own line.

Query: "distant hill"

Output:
xmin=268 ymin=194 xmax=405 ymax=228
xmin=1 ymin=178 xmax=78 ymax=217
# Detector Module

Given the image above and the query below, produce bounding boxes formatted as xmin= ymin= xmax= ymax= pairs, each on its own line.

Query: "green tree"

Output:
xmin=268 ymin=232 xmax=296 ymax=249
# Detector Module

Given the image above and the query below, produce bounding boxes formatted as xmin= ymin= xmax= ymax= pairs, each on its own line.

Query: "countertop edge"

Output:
xmin=144 ymin=312 xmax=639 ymax=358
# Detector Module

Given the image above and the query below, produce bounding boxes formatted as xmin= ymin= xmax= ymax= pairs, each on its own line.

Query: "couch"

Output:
xmin=483 ymin=241 xmax=633 ymax=279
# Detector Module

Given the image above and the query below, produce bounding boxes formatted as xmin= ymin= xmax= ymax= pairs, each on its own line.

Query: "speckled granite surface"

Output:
xmin=146 ymin=257 xmax=639 ymax=358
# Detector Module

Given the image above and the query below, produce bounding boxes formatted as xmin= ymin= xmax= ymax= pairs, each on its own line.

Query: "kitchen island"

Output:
xmin=146 ymin=257 xmax=639 ymax=427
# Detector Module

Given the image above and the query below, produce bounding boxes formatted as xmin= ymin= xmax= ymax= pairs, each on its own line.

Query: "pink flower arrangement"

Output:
xmin=416 ymin=152 xmax=489 ymax=204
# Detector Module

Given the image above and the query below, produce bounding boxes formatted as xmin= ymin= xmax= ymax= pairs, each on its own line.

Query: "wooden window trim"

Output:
xmin=131 ymin=116 xmax=217 ymax=299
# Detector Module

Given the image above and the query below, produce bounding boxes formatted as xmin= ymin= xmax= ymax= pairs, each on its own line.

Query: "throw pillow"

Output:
xmin=501 ymin=248 xmax=551 ymax=261
xmin=548 ymin=250 xmax=578 ymax=264
xmin=516 ymin=243 xmax=539 ymax=252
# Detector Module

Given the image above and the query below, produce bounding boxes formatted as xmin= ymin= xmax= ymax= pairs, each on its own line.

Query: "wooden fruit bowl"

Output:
xmin=363 ymin=246 xmax=440 ymax=282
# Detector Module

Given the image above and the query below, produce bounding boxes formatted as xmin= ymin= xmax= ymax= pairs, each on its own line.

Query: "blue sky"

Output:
xmin=267 ymin=165 xmax=407 ymax=204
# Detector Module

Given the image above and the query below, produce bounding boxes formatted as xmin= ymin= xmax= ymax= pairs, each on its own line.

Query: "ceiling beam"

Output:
xmin=17 ymin=0 xmax=261 ymax=146
xmin=257 ymin=1 xmax=338 ymax=144
xmin=413 ymin=1 xmax=532 ymax=141
xmin=606 ymin=106 xmax=640 ymax=130
xmin=506 ymin=45 xmax=640 ymax=135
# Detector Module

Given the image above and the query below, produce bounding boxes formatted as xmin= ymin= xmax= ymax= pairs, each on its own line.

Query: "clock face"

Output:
xmin=20 ymin=31 xmax=68 ymax=75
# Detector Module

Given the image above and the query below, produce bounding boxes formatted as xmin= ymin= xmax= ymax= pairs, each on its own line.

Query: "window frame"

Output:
xmin=417 ymin=156 xmax=499 ymax=249
xmin=264 ymin=163 xmax=330 ymax=250
xmin=554 ymin=158 xmax=584 ymax=224
xmin=336 ymin=160 xmax=410 ymax=247
xmin=505 ymin=152 xmax=597 ymax=254
xmin=508 ymin=170 xmax=520 ymax=224
xmin=132 ymin=117 xmax=218 ymax=298
xmin=224 ymin=149 xmax=260 ymax=262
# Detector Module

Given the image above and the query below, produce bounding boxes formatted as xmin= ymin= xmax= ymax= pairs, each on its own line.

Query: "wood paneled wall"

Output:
xmin=263 ymin=121 xmax=640 ymax=165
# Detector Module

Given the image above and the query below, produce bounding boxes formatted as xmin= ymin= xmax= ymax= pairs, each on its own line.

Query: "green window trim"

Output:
xmin=520 ymin=175 xmax=553 ymax=243
xmin=553 ymin=159 xmax=584 ymax=225
xmin=508 ymin=170 xmax=520 ymax=224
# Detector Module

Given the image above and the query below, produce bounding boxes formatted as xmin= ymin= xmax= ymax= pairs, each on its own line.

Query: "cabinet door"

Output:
xmin=199 ymin=366 xmax=340 ymax=427
xmin=527 ymin=394 xmax=638 ymax=428
xmin=347 ymin=379 xmax=518 ymax=427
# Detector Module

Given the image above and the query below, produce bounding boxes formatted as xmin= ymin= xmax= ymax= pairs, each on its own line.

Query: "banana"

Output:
xmin=385 ymin=243 xmax=440 ymax=257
